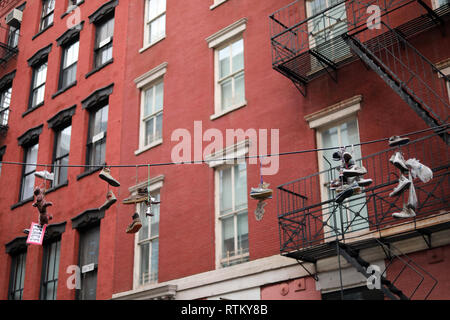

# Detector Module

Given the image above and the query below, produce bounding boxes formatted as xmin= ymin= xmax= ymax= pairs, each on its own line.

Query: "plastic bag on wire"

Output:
xmin=405 ymin=158 xmax=433 ymax=183
xmin=407 ymin=172 xmax=418 ymax=210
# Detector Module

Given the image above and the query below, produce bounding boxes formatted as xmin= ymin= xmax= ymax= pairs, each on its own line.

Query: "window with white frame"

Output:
xmin=142 ymin=82 xmax=163 ymax=148
xmin=134 ymin=62 xmax=167 ymax=153
xmin=136 ymin=192 xmax=160 ymax=286
xmin=144 ymin=0 xmax=166 ymax=47
xmin=216 ymin=163 xmax=249 ymax=268
xmin=131 ymin=175 xmax=164 ymax=288
xmin=217 ymin=38 xmax=245 ymax=112
xmin=206 ymin=18 xmax=247 ymax=119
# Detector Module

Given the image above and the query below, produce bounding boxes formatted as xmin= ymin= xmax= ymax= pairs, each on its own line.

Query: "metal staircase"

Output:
xmin=342 ymin=21 xmax=449 ymax=143
xmin=337 ymin=239 xmax=438 ymax=300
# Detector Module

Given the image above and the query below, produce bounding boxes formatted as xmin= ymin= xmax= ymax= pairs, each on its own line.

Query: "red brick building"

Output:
xmin=0 ymin=0 xmax=449 ymax=301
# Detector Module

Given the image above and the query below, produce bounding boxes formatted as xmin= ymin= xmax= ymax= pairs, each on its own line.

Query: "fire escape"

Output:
xmin=270 ymin=0 xmax=450 ymax=299
xmin=0 ymin=7 xmax=20 ymax=136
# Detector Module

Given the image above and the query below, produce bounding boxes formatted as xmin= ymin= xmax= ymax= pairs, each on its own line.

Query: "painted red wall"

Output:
xmin=0 ymin=0 xmax=128 ymax=300
xmin=385 ymin=245 xmax=450 ymax=300
xmin=261 ymin=276 xmax=322 ymax=300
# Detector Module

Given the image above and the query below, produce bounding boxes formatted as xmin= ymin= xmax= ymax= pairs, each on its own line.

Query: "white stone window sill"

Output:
xmin=134 ymin=139 xmax=163 ymax=156
xmin=210 ymin=0 xmax=228 ymax=10
xmin=139 ymin=35 xmax=166 ymax=54
xmin=210 ymin=101 xmax=247 ymax=120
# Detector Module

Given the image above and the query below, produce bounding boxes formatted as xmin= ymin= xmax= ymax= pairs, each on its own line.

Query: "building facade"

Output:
xmin=0 ymin=0 xmax=449 ymax=300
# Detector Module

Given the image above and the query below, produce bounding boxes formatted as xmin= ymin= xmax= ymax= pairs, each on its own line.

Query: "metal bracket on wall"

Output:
xmin=296 ymin=259 xmax=318 ymax=281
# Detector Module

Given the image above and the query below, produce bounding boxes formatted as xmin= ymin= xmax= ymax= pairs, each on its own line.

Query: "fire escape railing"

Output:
xmin=270 ymin=0 xmax=450 ymax=88
xmin=277 ymin=131 xmax=449 ymax=258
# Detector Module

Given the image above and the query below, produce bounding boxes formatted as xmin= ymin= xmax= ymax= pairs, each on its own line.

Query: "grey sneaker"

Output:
xmin=99 ymin=190 xmax=117 ymax=211
xmin=389 ymin=175 xmax=411 ymax=197
xmin=250 ymin=183 xmax=273 ymax=200
xmin=389 ymin=136 xmax=410 ymax=147
xmin=99 ymin=167 xmax=120 ymax=187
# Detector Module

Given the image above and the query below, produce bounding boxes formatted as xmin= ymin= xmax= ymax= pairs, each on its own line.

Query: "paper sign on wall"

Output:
xmin=26 ymin=223 xmax=47 ymax=245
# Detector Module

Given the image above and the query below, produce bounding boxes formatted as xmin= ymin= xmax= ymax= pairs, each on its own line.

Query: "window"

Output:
xmin=52 ymin=125 xmax=71 ymax=187
xmin=77 ymin=224 xmax=100 ymax=300
xmin=20 ymin=143 xmax=39 ymax=201
xmin=142 ymin=82 xmax=163 ymax=148
xmin=7 ymin=26 xmax=20 ymax=48
xmin=217 ymin=38 xmax=245 ymax=112
xmin=86 ymin=104 xmax=108 ymax=169
xmin=40 ymin=239 xmax=61 ymax=300
xmin=136 ymin=192 xmax=160 ymax=286
xmin=432 ymin=0 xmax=449 ymax=9
xmin=30 ymin=62 xmax=48 ymax=109
xmin=316 ymin=115 xmax=369 ymax=235
xmin=144 ymin=0 xmax=166 ymax=47
xmin=59 ymin=40 xmax=79 ymax=90
xmin=40 ymin=0 xmax=55 ymax=31
xmin=306 ymin=0 xmax=350 ymax=70
xmin=217 ymin=163 xmax=249 ymax=267
xmin=206 ymin=18 xmax=247 ymax=119
xmin=8 ymin=251 xmax=27 ymax=300
xmin=94 ymin=17 xmax=114 ymax=69
xmin=0 ymin=86 xmax=12 ymax=127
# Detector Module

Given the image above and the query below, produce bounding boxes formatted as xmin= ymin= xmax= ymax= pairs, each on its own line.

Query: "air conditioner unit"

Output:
xmin=5 ymin=9 xmax=22 ymax=29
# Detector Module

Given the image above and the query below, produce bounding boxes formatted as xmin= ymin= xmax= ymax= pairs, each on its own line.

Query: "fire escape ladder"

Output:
xmin=337 ymin=238 xmax=439 ymax=300
xmin=337 ymin=242 xmax=408 ymax=300
xmin=342 ymin=22 xmax=449 ymax=144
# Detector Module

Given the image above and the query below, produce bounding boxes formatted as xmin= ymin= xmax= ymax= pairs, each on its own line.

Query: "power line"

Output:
xmin=0 ymin=123 xmax=448 ymax=169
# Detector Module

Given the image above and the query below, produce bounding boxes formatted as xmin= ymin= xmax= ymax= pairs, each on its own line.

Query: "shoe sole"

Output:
xmin=126 ymin=222 xmax=142 ymax=234
xmin=99 ymin=174 xmax=121 ymax=187
xmin=99 ymin=199 xmax=117 ymax=211
xmin=342 ymin=170 xmax=367 ymax=177
xmin=250 ymin=191 xmax=273 ymax=200
xmin=122 ymin=196 xmax=148 ymax=204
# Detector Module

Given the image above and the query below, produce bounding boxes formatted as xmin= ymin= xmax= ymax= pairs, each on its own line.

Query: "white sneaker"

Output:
xmin=35 ymin=170 xmax=54 ymax=181
xmin=357 ymin=178 xmax=373 ymax=187
xmin=392 ymin=205 xmax=416 ymax=219
xmin=389 ymin=175 xmax=411 ymax=197
xmin=343 ymin=166 xmax=367 ymax=177
xmin=389 ymin=152 xmax=408 ymax=172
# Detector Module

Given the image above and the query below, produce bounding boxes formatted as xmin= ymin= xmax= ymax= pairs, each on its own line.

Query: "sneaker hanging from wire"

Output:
xmin=126 ymin=213 xmax=142 ymax=234
xmin=99 ymin=190 xmax=117 ymax=211
xmin=392 ymin=204 xmax=416 ymax=219
xmin=99 ymin=167 xmax=121 ymax=187
xmin=250 ymin=182 xmax=273 ymax=200
xmin=389 ymin=135 xmax=410 ymax=147
xmin=389 ymin=174 xmax=411 ymax=197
